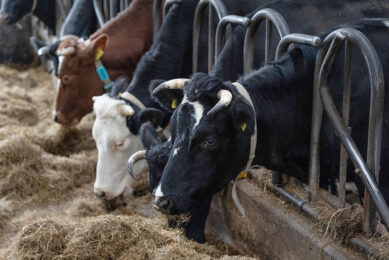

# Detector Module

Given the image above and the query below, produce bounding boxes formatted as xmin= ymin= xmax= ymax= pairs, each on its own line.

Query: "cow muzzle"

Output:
xmin=153 ymin=196 xmax=174 ymax=214
xmin=53 ymin=111 xmax=79 ymax=126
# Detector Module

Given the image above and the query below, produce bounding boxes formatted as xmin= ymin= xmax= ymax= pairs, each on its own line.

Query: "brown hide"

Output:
xmin=55 ymin=0 xmax=154 ymax=126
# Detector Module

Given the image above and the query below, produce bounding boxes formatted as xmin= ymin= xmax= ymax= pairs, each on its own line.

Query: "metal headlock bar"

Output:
xmin=192 ymin=0 xmax=227 ymax=73
xmin=163 ymin=0 xmax=179 ymax=19
xmin=93 ymin=0 xmax=132 ymax=27
xmin=153 ymin=0 xmax=163 ymax=40
xmin=215 ymin=15 xmax=250 ymax=62
xmin=310 ymin=28 xmax=389 ymax=235
xmin=56 ymin=0 xmax=68 ymax=19
xmin=243 ymin=8 xmax=290 ymax=75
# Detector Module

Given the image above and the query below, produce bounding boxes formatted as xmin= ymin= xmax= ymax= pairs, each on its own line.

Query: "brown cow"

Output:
xmin=54 ymin=0 xmax=154 ymax=126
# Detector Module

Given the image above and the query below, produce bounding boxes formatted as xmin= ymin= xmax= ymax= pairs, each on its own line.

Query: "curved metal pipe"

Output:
xmin=192 ymin=0 xmax=227 ymax=73
xmin=275 ymin=33 xmax=321 ymax=59
xmin=318 ymin=28 xmax=388 ymax=231
xmin=128 ymin=150 xmax=147 ymax=180
xmin=215 ymin=15 xmax=250 ymax=61
xmin=243 ymin=8 xmax=290 ymax=74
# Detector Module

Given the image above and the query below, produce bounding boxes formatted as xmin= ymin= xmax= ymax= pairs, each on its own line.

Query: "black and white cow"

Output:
xmin=150 ymin=19 xmax=389 ymax=242
xmin=92 ymin=0 xmax=272 ymax=201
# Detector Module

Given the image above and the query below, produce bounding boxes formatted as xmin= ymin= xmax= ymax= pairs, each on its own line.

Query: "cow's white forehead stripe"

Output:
xmin=173 ymin=147 xmax=180 ymax=157
xmin=155 ymin=183 xmax=164 ymax=198
xmin=191 ymin=101 xmax=204 ymax=128
xmin=58 ymin=56 xmax=64 ymax=74
xmin=180 ymin=94 xmax=204 ymax=129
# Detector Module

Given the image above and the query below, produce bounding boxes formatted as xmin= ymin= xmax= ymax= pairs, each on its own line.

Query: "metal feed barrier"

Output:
xmin=243 ymin=8 xmax=290 ymax=75
xmin=93 ymin=0 xmax=132 ymax=27
xmin=209 ymin=5 xmax=389 ymax=256
xmin=215 ymin=15 xmax=250 ymax=61
xmin=153 ymin=0 xmax=177 ymax=41
xmin=192 ymin=0 xmax=227 ymax=73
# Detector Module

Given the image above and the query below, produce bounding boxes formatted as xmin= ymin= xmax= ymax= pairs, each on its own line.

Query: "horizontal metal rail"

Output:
xmin=318 ymin=28 xmax=389 ymax=231
xmin=215 ymin=15 xmax=250 ymax=61
xmin=243 ymin=8 xmax=290 ymax=75
xmin=192 ymin=0 xmax=227 ymax=73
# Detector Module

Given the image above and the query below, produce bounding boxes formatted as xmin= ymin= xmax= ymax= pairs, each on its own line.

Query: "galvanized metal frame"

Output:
xmin=243 ymin=8 xmax=290 ymax=75
xmin=215 ymin=15 xmax=250 ymax=61
xmin=192 ymin=0 xmax=227 ymax=73
xmin=153 ymin=0 xmax=163 ymax=40
xmin=314 ymin=28 xmax=389 ymax=233
xmin=93 ymin=0 xmax=131 ymax=27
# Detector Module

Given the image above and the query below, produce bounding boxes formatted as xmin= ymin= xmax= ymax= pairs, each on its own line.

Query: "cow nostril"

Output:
xmin=158 ymin=197 xmax=172 ymax=210
xmin=95 ymin=191 xmax=105 ymax=199
xmin=54 ymin=115 xmax=58 ymax=122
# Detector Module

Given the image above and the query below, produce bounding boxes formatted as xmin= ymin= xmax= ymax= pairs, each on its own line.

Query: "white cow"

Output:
xmin=92 ymin=94 xmax=144 ymax=200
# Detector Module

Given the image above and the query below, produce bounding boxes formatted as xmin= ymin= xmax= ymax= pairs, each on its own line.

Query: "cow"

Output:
xmin=0 ymin=0 xmax=56 ymax=33
xmin=53 ymin=0 xmax=154 ymax=126
xmin=148 ymin=19 xmax=389 ymax=242
xmin=90 ymin=0 xmax=267 ymax=202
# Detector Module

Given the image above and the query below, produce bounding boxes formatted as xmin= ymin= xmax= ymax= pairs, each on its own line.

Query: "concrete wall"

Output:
xmin=206 ymin=176 xmax=365 ymax=259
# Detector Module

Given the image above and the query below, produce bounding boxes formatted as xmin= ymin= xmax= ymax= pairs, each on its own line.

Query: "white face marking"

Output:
xmin=92 ymin=95 xmax=144 ymax=200
xmin=384 ymin=20 xmax=389 ymax=27
xmin=155 ymin=183 xmax=164 ymax=198
xmin=181 ymin=94 xmax=204 ymax=129
xmin=173 ymin=147 xmax=180 ymax=157
xmin=58 ymin=56 xmax=64 ymax=75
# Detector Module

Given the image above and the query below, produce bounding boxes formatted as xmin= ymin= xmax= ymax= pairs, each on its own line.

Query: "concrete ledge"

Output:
xmin=206 ymin=178 xmax=364 ymax=259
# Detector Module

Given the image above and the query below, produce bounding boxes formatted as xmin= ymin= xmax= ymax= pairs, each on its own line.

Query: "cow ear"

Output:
xmin=137 ymin=108 xmax=165 ymax=127
xmin=231 ymin=97 xmax=255 ymax=135
xmin=87 ymin=34 xmax=109 ymax=60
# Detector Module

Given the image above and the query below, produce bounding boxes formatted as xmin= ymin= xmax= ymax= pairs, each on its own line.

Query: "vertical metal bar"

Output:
xmin=126 ymin=0 xmax=129 ymax=7
xmin=308 ymin=47 xmax=328 ymax=200
xmin=153 ymin=0 xmax=162 ymax=40
xmin=103 ymin=0 xmax=109 ymax=22
xmin=338 ymin=40 xmax=352 ymax=208
xmin=93 ymin=0 xmax=105 ymax=27
xmin=208 ymin=7 xmax=215 ymax=73
xmin=265 ymin=19 xmax=272 ymax=63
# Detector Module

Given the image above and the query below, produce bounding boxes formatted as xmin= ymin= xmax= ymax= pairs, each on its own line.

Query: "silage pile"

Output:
xmin=0 ymin=65 xmax=254 ymax=259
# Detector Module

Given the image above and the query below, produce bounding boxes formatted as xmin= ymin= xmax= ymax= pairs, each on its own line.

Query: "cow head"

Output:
xmin=92 ymin=84 xmax=165 ymax=201
xmin=128 ymin=122 xmax=171 ymax=192
xmin=0 ymin=0 xmax=35 ymax=24
xmin=54 ymin=34 xmax=109 ymax=126
xmin=151 ymin=73 xmax=255 ymax=214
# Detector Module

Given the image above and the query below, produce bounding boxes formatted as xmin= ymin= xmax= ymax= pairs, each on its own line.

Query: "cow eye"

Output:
xmin=114 ymin=141 xmax=125 ymax=151
xmin=202 ymin=135 xmax=217 ymax=149
xmin=62 ymin=75 xmax=71 ymax=84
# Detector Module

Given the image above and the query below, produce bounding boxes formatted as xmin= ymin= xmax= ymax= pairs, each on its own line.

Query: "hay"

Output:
xmin=0 ymin=65 xmax=253 ymax=259
xmin=7 ymin=214 xmax=245 ymax=259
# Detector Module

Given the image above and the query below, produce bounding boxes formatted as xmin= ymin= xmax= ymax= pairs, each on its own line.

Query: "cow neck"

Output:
xmin=119 ymin=92 xmax=146 ymax=111
xmin=232 ymin=82 xmax=257 ymax=172
xmin=94 ymin=49 xmax=115 ymax=93
xmin=229 ymin=82 xmax=257 ymax=217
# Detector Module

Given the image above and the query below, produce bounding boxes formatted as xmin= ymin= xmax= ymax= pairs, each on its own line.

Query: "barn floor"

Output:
xmin=0 ymin=65 xmax=256 ymax=259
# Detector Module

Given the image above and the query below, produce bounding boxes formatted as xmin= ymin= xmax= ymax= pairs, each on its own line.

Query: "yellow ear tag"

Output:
xmin=171 ymin=98 xmax=177 ymax=109
xmin=237 ymin=171 xmax=247 ymax=180
xmin=95 ymin=48 xmax=104 ymax=60
xmin=241 ymin=122 xmax=247 ymax=132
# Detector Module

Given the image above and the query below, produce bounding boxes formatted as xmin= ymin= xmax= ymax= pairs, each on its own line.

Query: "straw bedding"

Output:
xmin=0 ymin=65 xmax=254 ymax=259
